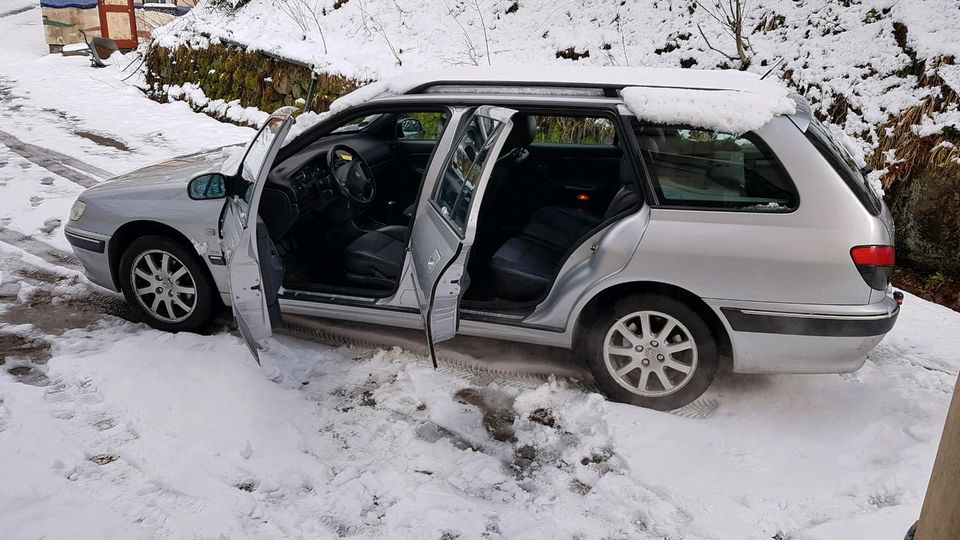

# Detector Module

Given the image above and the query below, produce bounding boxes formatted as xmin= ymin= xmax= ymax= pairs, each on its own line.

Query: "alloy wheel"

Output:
xmin=602 ymin=310 xmax=699 ymax=397
xmin=130 ymin=249 xmax=198 ymax=323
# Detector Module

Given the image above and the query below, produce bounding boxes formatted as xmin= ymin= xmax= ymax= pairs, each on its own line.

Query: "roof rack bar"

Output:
xmin=407 ymin=79 xmax=626 ymax=95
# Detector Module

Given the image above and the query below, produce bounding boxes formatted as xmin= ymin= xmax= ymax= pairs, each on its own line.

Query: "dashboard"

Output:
xmin=290 ymin=158 xmax=332 ymax=197
xmin=258 ymin=133 xmax=395 ymax=240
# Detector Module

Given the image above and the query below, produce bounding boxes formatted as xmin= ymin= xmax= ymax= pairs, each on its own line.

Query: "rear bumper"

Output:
xmin=708 ymin=297 xmax=899 ymax=374
xmin=64 ymin=226 xmax=116 ymax=292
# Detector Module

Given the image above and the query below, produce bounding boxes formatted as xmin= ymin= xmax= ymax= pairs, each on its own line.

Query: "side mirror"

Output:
xmin=396 ymin=118 xmax=424 ymax=139
xmin=188 ymin=173 xmax=227 ymax=200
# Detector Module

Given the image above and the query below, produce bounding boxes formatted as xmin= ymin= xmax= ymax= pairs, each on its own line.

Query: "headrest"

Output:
xmin=637 ymin=133 xmax=660 ymax=153
xmin=503 ymin=114 xmax=536 ymax=152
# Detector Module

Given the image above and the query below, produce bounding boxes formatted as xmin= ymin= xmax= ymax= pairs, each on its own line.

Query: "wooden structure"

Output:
xmin=915 ymin=373 xmax=960 ymax=539
xmin=41 ymin=0 xmax=196 ymax=53
xmin=96 ymin=0 xmax=137 ymax=50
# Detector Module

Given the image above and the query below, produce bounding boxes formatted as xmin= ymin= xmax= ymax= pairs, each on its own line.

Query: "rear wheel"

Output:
xmin=119 ymin=236 xmax=217 ymax=332
xmin=582 ymin=294 xmax=718 ymax=410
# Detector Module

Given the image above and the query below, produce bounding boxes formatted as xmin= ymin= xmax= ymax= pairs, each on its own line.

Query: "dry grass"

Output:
xmin=868 ymin=83 xmax=960 ymax=189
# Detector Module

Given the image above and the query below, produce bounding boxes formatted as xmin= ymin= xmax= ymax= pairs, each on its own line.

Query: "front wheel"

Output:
xmin=119 ymin=235 xmax=218 ymax=332
xmin=582 ymin=294 xmax=719 ymax=410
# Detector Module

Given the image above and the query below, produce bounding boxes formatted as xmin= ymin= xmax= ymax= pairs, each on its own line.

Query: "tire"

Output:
xmin=118 ymin=235 xmax=218 ymax=333
xmin=581 ymin=293 xmax=719 ymax=410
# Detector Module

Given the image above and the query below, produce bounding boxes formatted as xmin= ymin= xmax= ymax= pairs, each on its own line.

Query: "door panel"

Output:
xmin=395 ymin=140 xmax=437 ymax=176
xmin=410 ymin=106 xmax=518 ymax=365
xmin=510 ymin=143 xmax=623 ymax=217
xmin=529 ymin=143 xmax=622 ymax=191
xmin=221 ymin=107 xmax=296 ymax=362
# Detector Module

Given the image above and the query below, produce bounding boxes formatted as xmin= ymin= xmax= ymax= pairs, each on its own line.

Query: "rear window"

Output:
xmin=804 ymin=120 xmax=882 ymax=215
xmin=635 ymin=126 xmax=798 ymax=211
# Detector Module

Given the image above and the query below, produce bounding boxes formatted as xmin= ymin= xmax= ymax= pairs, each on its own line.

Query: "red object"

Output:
xmin=97 ymin=0 xmax=138 ymax=50
xmin=850 ymin=245 xmax=896 ymax=266
xmin=576 ymin=193 xmax=590 ymax=201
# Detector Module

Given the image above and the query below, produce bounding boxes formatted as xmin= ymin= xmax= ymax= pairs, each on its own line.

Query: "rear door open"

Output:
xmin=409 ymin=106 xmax=517 ymax=366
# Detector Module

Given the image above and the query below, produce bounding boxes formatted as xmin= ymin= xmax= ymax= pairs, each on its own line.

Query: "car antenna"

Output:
xmin=760 ymin=58 xmax=786 ymax=80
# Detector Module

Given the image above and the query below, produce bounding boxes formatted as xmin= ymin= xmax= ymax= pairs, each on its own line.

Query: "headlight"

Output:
xmin=69 ymin=200 xmax=87 ymax=221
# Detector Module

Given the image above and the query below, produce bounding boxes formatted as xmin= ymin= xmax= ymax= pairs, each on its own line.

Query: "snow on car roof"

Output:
xmin=621 ymin=86 xmax=797 ymax=134
xmin=330 ymin=66 xmax=797 ymax=133
xmin=330 ymin=65 xmax=799 ymax=134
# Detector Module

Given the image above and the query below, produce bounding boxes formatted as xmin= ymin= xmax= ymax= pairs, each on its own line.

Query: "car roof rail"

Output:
xmin=409 ymin=81 xmax=622 ymax=98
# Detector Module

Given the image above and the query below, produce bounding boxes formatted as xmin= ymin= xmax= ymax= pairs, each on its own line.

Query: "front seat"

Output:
xmin=343 ymin=225 xmax=407 ymax=289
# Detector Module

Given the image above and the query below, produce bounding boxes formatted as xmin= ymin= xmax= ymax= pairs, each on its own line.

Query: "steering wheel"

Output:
xmin=327 ymin=144 xmax=376 ymax=204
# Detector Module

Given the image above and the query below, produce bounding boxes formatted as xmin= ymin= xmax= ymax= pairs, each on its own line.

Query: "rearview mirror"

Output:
xmin=188 ymin=173 xmax=227 ymax=200
xmin=397 ymin=118 xmax=424 ymax=139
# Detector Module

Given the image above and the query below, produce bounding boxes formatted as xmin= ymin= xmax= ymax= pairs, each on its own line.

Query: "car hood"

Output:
xmin=82 ymin=146 xmax=244 ymax=197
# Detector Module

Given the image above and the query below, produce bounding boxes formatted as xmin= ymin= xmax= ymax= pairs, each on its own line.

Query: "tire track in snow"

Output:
xmin=0 ymin=129 xmax=111 ymax=187
xmin=0 ymin=5 xmax=35 ymax=18
xmin=278 ymin=319 xmax=600 ymax=392
xmin=0 ymin=226 xmax=82 ymax=270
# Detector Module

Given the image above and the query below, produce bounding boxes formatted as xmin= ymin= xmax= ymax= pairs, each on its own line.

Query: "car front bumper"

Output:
xmin=64 ymin=226 xmax=116 ymax=292
xmin=709 ymin=296 xmax=900 ymax=374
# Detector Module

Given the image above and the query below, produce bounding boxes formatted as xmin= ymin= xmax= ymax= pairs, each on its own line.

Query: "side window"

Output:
xmin=636 ymin=126 xmax=797 ymax=211
xmin=534 ymin=116 xmax=616 ymax=145
xmin=432 ymin=114 xmax=506 ymax=233
xmin=396 ymin=112 xmax=447 ymax=141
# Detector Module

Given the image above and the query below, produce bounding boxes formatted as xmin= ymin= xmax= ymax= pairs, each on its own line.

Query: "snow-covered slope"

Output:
xmin=155 ymin=0 xmax=960 ymax=145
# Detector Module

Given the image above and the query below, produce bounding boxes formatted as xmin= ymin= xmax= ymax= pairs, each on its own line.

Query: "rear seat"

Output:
xmin=489 ymin=237 xmax=565 ymax=302
xmin=488 ymin=156 xmax=641 ymax=301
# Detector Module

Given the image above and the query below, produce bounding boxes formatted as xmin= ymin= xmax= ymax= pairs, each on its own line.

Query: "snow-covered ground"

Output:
xmin=2 ymin=5 xmax=960 ymax=539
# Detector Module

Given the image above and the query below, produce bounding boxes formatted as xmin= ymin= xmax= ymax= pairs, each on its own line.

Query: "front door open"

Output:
xmin=409 ymin=106 xmax=517 ymax=366
xmin=220 ymin=107 xmax=295 ymax=362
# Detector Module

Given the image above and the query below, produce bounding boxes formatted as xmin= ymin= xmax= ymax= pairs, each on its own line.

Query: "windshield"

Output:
xmin=331 ymin=114 xmax=382 ymax=134
xmin=242 ymin=114 xmax=289 ymax=184
xmin=805 ymin=119 xmax=882 ymax=215
xmin=234 ymin=111 xmax=293 ymax=226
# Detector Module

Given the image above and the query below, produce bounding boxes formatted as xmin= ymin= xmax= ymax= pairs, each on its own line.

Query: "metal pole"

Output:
xmin=915 ymin=373 xmax=960 ymax=539
xmin=304 ymin=70 xmax=318 ymax=113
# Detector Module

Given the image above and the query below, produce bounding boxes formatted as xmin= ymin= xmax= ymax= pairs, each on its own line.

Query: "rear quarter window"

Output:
xmin=635 ymin=126 xmax=798 ymax=211
xmin=804 ymin=120 xmax=882 ymax=216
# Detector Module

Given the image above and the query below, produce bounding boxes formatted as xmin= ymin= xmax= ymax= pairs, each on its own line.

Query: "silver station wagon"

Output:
xmin=65 ymin=67 xmax=900 ymax=409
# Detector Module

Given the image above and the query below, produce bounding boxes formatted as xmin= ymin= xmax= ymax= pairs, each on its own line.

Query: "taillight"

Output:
xmin=850 ymin=245 xmax=895 ymax=290
xmin=850 ymin=245 xmax=895 ymax=266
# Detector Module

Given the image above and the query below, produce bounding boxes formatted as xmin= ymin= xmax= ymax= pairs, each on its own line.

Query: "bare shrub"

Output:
xmin=275 ymin=0 xmax=328 ymax=54
xmin=694 ymin=0 xmax=754 ymax=69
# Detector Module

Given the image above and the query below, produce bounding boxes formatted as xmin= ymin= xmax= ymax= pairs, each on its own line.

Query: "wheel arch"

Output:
xmin=108 ymin=220 xmax=215 ymax=293
xmin=572 ymin=281 xmax=733 ymax=370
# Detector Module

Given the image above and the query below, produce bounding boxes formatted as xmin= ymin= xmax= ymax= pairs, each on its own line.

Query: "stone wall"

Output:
xmin=145 ymin=44 xmax=360 ymax=115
